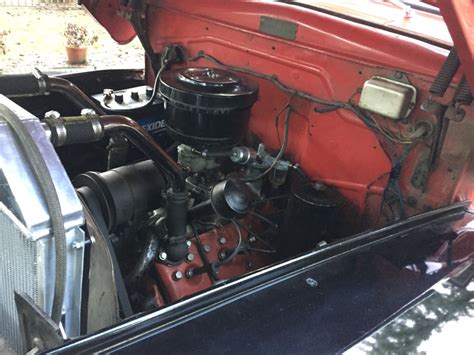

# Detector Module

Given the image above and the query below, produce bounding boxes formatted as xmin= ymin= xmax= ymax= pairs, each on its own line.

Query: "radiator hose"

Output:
xmin=0 ymin=69 xmax=105 ymax=114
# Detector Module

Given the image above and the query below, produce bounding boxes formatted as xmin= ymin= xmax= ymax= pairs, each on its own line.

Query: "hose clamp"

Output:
xmin=32 ymin=68 xmax=48 ymax=96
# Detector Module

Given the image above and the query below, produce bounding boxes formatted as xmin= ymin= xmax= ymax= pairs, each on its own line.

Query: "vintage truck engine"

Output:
xmin=1 ymin=0 xmax=473 ymax=349
xmin=0 ymin=60 xmax=348 ymax=352
xmin=72 ymin=65 xmax=345 ymax=308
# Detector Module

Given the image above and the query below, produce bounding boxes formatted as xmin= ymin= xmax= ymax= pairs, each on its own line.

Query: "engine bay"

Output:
xmin=3 ymin=39 xmax=473 ymax=313
xmin=22 ymin=60 xmax=353 ymax=312
xmin=1 ymin=1 xmax=473 ymax=352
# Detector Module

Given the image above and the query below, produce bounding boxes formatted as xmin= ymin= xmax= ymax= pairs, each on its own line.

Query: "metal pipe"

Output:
xmin=43 ymin=113 xmax=185 ymax=190
xmin=47 ymin=77 xmax=105 ymax=115
xmin=100 ymin=115 xmax=185 ymax=191
xmin=126 ymin=228 xmax=161 ymax=285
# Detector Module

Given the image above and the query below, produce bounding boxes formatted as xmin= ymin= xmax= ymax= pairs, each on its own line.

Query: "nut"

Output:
xmin=218 ymin=251 xmax=227 ymax=260
xmin=306 ymin=277 xmax=318 ymax=288
xmin=158 ymin=251 xmax=167 ymax=261
xmin=72 ymin=241 xmax=83 ymax=249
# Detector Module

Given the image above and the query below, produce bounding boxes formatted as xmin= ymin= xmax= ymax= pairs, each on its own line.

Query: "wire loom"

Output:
xmin=184 ymin=49 xmax=418 ymax=223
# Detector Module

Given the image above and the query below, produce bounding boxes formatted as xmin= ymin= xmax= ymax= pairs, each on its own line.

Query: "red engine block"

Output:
xmin=153 ymin=219 xmax=272 ymax=304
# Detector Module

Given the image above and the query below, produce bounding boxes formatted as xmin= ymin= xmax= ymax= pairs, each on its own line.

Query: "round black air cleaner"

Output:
xmin=159 ymin=67 xmax=258 ymax=149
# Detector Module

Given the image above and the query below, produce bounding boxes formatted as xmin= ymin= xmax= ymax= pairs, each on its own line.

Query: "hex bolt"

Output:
xmin=186 ymin=253 xmax=195 ymax=262
xmin=306 ymin=277 xmax=318 ymax=288
xmin=186 ymin=240 xmax=192 ymax=248
xmin=218 ymin=236 xmax=227 ymax=245
xmin=203 ymin=245 xmax=211 ymax=253
xmin=72 ymin=238 xmax=93 ymax=249
xmin=174 ymin=271 xmax=183 ymax=281
xmin=218 ymin=251 xmax=227 ymax=260
xmin=158 ymin=251 xmax=167 ymax=261
xmin=186 ymin=269 xmax=195 ymax=278
xmin=248 ymin=236 xmax=256 ymax=243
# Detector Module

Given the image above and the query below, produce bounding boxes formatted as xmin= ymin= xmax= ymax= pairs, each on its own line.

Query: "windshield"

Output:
xmin=290 ymin=0 xmax=452 ymax=46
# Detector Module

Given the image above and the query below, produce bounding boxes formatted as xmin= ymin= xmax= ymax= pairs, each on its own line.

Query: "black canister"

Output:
xmin=280 ymin=182 xmax=344 ymax=257
xmin=159 ymin=67 xmax=258 ymax=149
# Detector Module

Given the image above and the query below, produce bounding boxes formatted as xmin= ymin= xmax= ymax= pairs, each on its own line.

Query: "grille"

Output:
xmin=0 ymin=205 xmax=40 ymax=354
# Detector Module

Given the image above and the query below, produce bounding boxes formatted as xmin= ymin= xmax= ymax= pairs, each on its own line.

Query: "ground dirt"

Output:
xmin=0 ymin=5 xmax=143 ymax=75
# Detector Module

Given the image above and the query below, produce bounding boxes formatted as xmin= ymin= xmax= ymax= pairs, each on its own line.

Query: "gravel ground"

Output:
xmin=0 ymin=5 xmax=143 ymax=75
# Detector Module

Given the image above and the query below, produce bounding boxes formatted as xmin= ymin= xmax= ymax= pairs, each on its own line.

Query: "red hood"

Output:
xmin=82 ymin=0 xmax=473 ymax=88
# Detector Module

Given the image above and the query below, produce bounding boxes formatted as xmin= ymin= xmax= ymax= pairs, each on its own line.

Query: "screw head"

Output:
xmin=219 ymin=237 xmax=227 ymax=245
xmin=174 ymin=271 xmax=183 ymax=280
xmin=306 ymin=277 xmax=318 ymax=288
xmin=186 ymin=253 xmax=194 ymax=262
xmin=203 ymin=245 xmax=211 ymax=253
xmin=158 ymin=251 xmax=167 ymax=261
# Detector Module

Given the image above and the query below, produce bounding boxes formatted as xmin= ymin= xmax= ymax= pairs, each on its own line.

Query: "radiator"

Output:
xmin=0 ymin=205 xmax=40 ymax=353
xmin=0 ymin=95 xmax=85 ymax=353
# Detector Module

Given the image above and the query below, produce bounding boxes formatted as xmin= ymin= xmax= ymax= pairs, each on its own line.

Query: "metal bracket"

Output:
xmin=444 ymin=104 xmax=465 ymax=122
xmin=420 ymin=98 xmax=448 ymax=172
xmin=411 ymin=155 xmax=430 ymax=190
xmin=15 ymin=292 xmax=64 ymax=354
xmin=389 ymin=71 xmax=411 ymax=85
xmin=420 ymin=98 xmax=445 ymax=116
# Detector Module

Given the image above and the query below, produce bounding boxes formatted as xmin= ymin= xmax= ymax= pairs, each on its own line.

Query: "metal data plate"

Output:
xmin=359 ymin=76 xmax=417 ymax=119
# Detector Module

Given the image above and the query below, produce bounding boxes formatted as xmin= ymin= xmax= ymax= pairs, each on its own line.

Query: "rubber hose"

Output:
xmin=0 ymin=73 xmax=43 ymax=96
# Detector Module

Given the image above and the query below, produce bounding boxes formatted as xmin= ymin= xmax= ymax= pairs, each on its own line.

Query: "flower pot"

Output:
xmin=66 ymin=47 xmax=88 ymax=64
